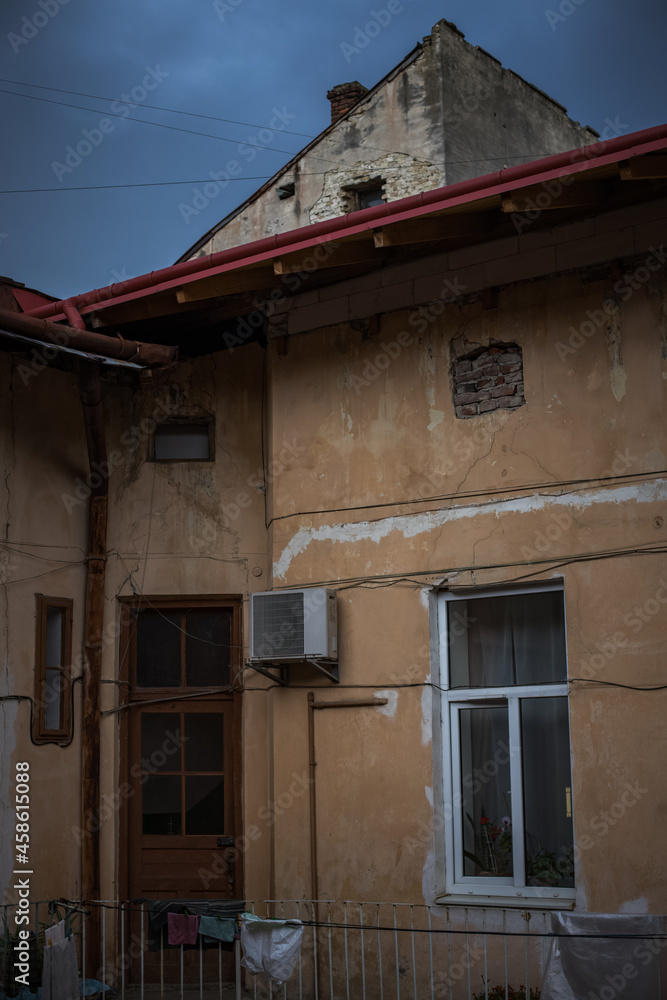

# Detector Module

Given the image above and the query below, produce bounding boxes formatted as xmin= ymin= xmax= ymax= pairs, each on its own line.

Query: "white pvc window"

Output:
xmin=438 ymin=583 xmax=575 ymax=902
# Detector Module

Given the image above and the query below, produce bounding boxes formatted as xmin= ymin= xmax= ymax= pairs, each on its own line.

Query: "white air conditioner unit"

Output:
xmin=249 ymin=588 xmax=338 ymax=663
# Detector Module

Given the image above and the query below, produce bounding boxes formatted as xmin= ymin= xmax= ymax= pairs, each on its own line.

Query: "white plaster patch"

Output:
xmin=424 ymin=785 xmax=434 ymax=809
xmin=618 ymin=897 xmax=649 ymax=914
xmin=428 ymin=408 xmax=445 ymax=430
xmin=273 ymin=480 xmax=667 ymax=578
xmin=421 ymin=682 xmax=432 ymax=746
xmin=419 ymin=588 xmax=430 ymax=610
xmin=375 ymin=689 xmax=398 ymax=717
xmin=422 ymin=845 xmax=436 ymax=905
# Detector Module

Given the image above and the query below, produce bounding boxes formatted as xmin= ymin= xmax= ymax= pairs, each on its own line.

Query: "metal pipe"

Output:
xmin=0 ymin=307 xmax=177 ymax=367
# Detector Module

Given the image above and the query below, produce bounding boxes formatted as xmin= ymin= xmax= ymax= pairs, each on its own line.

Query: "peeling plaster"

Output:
xmin=375 ymin=689 xmax=398 ymax=717
xmin=424 ymin=785 xmax=434 ymax=809
xmin=274 ymin=480 xmax=667 ymax=578
xmin=428 ymin=409 xmax=445 ymax=430
xmin=421 ymin=682 xmax=432 ymax=746
xmin=618 ymin=897 xmax=649 ymax=914
xmin=605 ymin=306 xmax=627 ymax=402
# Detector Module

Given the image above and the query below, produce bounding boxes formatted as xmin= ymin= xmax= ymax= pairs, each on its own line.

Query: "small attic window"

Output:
xmin=357 ymin=186 xmax=385 ymax=209
xmin=341 ymin=178 xmax=386 ymax=212
xmin=153 ymin=423 xmax=212 ymax=461
xmin=276 ymin=182 xmax=295 ymax=200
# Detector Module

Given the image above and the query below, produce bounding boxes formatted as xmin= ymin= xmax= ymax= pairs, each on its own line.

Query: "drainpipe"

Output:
xmin=67 ymin=300 xmax=107 ymax=975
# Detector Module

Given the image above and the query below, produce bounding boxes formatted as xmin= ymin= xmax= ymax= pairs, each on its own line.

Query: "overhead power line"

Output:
xmin=0 ymin=77 xmax=317 ymax=139
xmin=0 ymin=178 xmax=273 ymax=194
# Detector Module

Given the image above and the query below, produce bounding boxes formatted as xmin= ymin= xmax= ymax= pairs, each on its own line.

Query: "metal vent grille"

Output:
xmin=252 ymin=592 xmax=304 ymax=658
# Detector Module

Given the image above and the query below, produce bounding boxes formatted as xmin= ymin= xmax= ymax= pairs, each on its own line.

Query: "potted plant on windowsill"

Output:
xmin=526 ymin=844 xmax=574 ymax=886
xmin=465 ymin=812 xmax=513 ymax=875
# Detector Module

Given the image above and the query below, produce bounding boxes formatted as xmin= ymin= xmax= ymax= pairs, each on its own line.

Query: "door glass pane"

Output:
xmin=522 ymin=696 xmax=574 ymax=888
xmin=448 ymin=591 xmax=566 ymax=688
xmin=44 ymin=669 xmax=62 ymax=730
xmin=185 ymin=776 xmax=224 ymax=834
xmin=142 ymin=775 xmax=182 ymax=834
xmin=136 ymin=610 xmax=181 ymax=687
xmin=184 ymin=714 xmax=224 ymax=772
xmin=141 ymin=714 xmax=182 ymax=773
xmin=45 ymin=607 xmax=64 ymax=666
xmin=459 ymin=706 xmax=513 ymax=877
xmin=185 ymin=610 xmax=231 ymax=686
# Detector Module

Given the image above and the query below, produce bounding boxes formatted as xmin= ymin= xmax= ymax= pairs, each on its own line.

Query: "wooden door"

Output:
xmin=120 ymin=601 xmax=242 ymax=984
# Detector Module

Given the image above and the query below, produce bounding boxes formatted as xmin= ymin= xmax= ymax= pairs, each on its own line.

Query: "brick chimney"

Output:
xmin=327 ymin=82 xmax=369 ymax=123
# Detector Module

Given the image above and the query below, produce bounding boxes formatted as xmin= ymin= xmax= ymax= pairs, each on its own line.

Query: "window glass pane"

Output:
xmin=460 ymin=706 xmax=513 ymax=877
xmin=185 ymin=610 xmax=231 ymax=687
xmin=45 ymin=607 xmax=64 ymax=667
xmin=44 ymin=669 xmax=62 ymax=730
xmin=154 ymin=424 xmax=210 ymax=461
xmin=185 ymin=776 xmax=224 ymax=834
xmin=141 ymin=714 xmax=182 ymax=773
xmin=448 ymin=591 xmax=566 ymax=688
xmin=522 ymin=696 xmax=574 ymax=888
xmin=142 ymin=775 xmax=181 ymax=834
xmin=184 ymin=714 xmax=224 ymax=772
xmin=136 ymin=610 xmax=181 ymax=687
xmin=358 ymin=188 xmax=384 ymax=209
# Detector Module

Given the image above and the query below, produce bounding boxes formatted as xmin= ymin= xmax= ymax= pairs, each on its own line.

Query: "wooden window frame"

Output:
xmin=33 ymin=595 xmax=73 ymax=744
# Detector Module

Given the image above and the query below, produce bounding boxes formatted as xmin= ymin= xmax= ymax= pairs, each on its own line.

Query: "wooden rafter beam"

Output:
xmin=373 ymin=213 xmax=491 ymax=247
xmin=273 ymin=240 xmax=379 ymax=274
xmin=619 ymin=156 xmax=667 ymax=180
xmin=500 ymin=180 xmax=608 ymax=213
xmin=175 ymin=267 xmax=277 ymax=303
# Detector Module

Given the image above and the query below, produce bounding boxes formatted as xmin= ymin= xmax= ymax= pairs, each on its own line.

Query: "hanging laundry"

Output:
xmin=44 ymin=921 xmax=66 ymax=947
xmin=198 ymin=915 xmax=236 ymax=945
xmin=42 ymin=934 xmax=79 ymax=1000
xmin=240 ymin=913 xmax=304 ymax=985
xmin=167 ymin=912 xmax=200 ymax=946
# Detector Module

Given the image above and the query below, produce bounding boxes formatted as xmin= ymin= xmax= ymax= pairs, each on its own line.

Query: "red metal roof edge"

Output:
xmin=25 ymin=123 xmax=667 ymax=324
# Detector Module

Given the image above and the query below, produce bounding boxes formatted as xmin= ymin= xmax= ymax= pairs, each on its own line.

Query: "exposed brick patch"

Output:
xmin=451 ymin=342 xmax=526 ymax=419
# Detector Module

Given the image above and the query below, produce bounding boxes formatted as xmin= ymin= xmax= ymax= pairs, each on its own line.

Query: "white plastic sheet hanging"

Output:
xmin=239 ymin=912 xmax=304 ymax=985
xmin=541 ymin=911 xmax=665 ymax=1000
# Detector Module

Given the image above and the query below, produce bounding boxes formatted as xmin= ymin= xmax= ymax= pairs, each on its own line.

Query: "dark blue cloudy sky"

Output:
xmin=0 ymin=0 xmax=665 ymax=299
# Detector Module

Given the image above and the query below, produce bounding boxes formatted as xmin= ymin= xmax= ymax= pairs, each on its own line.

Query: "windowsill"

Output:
xmin=435 ymin=892 xmax=576 ymax=911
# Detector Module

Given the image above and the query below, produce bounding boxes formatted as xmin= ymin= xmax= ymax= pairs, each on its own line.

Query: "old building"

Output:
xmin=179 ymin=18 xmax=598 ymax=260
xmin=1 ymin=122 xmax=667 ymax=995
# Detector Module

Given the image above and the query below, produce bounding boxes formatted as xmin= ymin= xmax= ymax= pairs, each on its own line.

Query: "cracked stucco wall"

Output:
xmin=0 ymin=355 xmax=87 ymax=907
xmin=264 ymin=266 xmax=667 ymax=912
